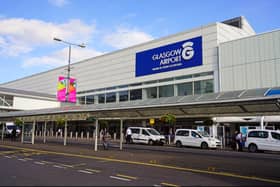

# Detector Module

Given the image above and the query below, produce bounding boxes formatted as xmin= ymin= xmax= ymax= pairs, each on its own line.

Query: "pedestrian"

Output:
xmin=11 ymin=128 xmax=16 ymax=141
xmin=102 ymin=131 xmax=110 ymax=150
xmin=235 ymin=131 xmax=243 ymax=151
xmin=126 ymin=127 xmax=132 ymax=144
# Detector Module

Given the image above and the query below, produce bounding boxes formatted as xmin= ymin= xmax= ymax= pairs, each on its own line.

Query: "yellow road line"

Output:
xmin=116 ymin=174 xmax=138 ymax=180
xmin=0 ymin=150 xmax=19 ymax=155
xmin=161 ymin=182 xmax=179 ymax=187
xmin=1 ymin=144 xmax=279 ymax=184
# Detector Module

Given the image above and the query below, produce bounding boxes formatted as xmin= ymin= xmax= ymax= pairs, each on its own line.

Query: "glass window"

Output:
xmin=131 ymin=128 xmax=140 ymax=134
xmin=191 ymin=131 xmax=202 ymax=138
xmin=119 ymin=91 xmax=128 ymax=102
xmin=106 ymin=92 xmax=116 ymax=103
xmin=177 ymin=82 xmax=193 ymax=96
xmin=78 ymin=96 xmax=86 ymax=105
xmin=271 ymin=132 xmax=280 ymax=140
xmin=159 ymin=85 xmax=174 ymax=97
xmin=194 ymin=79 xmax=214 ymax=95
xmin=130 ymin=89 xmax=142 ymax=100
xmin=86 ymin=95 xmax=94 ymax=105
xmin=98 ymin=94 xmax=105 ymax=104
xmin=248 ymin=131 xmax=269 ymax=138
xmin=142 ymin=130 xmax=149 ymax=136
xmin=176 ymin=130 xmax=189 ymax=136
xmin=147 ymin=128 xmax=160 ymax=135
xmin=193 ymin=72 xmax=213 ymax=78
xmin=146 ymin=87 xmax=157 ymax=99
xmin=144 ymin=80 xmax=157 ymax=85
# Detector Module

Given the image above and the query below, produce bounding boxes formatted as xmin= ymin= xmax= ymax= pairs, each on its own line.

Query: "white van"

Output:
xmin=5 ymin=122 xmax=21 ymax=137
xmin=174 ymin=129 xmax=221 ymax=149
xmin=245 ymin=129 xmax=280 ymax=152
xmin=128 ymin=127 xmax=165 ymax=145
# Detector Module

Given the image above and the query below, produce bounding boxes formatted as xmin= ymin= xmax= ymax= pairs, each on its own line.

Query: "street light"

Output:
xmin=53 ymin=37 xmax=86 ymax=102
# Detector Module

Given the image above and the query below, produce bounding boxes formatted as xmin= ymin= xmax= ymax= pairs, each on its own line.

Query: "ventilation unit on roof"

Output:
xmin=222 ymin=16 xmax=243 ymax=29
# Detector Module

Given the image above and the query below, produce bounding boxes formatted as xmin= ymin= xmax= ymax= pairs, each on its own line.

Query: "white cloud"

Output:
xmin=103 ymin=27 xmax=153 ymax=49
xmin=23 ymin=47 xmax=103 ymax=68
xmin=0 ymin=18 xmax=95 ymax=57
xmin=48 ymin=0 xmax=69 ymax=7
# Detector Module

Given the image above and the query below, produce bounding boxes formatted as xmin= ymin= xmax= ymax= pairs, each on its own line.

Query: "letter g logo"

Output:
xmin=182 ymin=42 xmax=194 ymax=60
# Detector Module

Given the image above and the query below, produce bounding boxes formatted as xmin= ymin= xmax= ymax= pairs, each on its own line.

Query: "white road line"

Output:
xmin=23 ymin=158 xmax=33 ymax=161
xmin=78 ymin=170 xmax=93 ymax=174
xmin=85 ymin=168 xmax=101 ymax=173
xmin=110 ymin=176 xmax=131 ymax=182
xmin=4 ymin=156 xmax=12 ymax=158
xmin=53 ymin=165 xmax=66 ymax=169
xmin=34 ymin=161 xmax=45 ymax=165
xmin=18 ymin=158 xmax=27 ymax=162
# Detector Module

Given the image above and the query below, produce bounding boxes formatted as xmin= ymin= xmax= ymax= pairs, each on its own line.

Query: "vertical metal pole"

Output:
xmin=66 ymin=45 xmax=71 ymax=102
xmin=21 ymin=123 xmax=25 ymax=143
xmin=43 ymin=121 xmax=47 ymax=144
xmin=64 ymin=120 xmax=67 ymax=146
xmin=32 ymin=121 xmax=35 ymax=144
xmin=1 ymin=122 xmax=4 ymax=141
xmin=260 ymin=116 xmax=264 ymax=130
xmin=94 ymin=119 xmax=98 ymax=151
xmin=120 ymin=119 xmax=123 ymax=150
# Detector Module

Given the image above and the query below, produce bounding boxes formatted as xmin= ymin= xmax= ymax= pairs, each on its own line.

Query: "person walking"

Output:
xmin=126 ymin=128 xmax=132 ymax=144
xmin=235 ymin=131 xmax=243 ymax=151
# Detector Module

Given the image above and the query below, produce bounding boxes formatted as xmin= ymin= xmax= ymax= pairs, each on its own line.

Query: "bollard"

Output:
xmin=81 ymin=132 xmax=84 ymax=139
xmin=70 ymin=132 xmax=72 ymax=138
xmin=55 ymin=132 xmax=58 ymax=138
xmin=168 ymin=135 xmax=171 ymax=145
xmin=114 ymin=133 xmax=116 ymax=141
xmin=87 ymin=132 xmax=89 ymax=139
xmin=75 ymin=132 xmax=78 ymax=139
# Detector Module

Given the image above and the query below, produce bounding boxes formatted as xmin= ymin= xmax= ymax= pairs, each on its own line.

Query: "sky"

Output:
xmin=0 ymin=0 xmax=279 ymax=84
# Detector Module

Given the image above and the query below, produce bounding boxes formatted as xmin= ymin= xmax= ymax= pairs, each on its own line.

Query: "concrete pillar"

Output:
xmin=75 ymin=132 xmax=78 ymax=139
xmin=1 ymin=123 xmax=4 ymax=141
xmin=113 ymin=133 xmax=116 ymax=141
xmin=87 ymin=132 xmax=89 ymax=139
xmin=81 ymin=131 xmax=84 ymax=139
xmin=70 ymin=132 xmax=73 ymax=138
xmin=64 ymin=120 xmax=67 ymax=146
xmin=21 ymin=123 xmax=25 ymax=143
xmin=94 ymin=119 xmax=98 ymax=151
xmin=212 ymin=123 xmax=218 ymax=138
xmin=120 ymin=119 xmax=123 ymax=150
xmin=43 ymin=121 xmax=47 ymax=144
xmin=260 ymin=116 xmax=265 ymax=130
xmin=31 ymin=121 xmax=35 ymax=145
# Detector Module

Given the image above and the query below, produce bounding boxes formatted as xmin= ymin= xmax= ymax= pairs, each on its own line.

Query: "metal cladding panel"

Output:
xmin=220 ymin=30 xmax=280 ymax=92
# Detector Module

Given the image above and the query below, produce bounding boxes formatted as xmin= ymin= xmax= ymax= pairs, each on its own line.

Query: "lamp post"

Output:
xmin=53 ymin=37 xmax=85 ymax=102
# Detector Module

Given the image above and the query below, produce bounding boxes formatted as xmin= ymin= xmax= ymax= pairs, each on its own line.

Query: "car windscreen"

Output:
xmin=147 ymin=129 xmax=160 ymax=135
xmin=7 ymin=126 xmax=15 ymax=130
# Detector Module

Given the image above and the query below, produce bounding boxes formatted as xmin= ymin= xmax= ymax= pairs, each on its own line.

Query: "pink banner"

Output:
xmin=57 ymin=76 xmax=66 ymax=102
xmin=68 ymin=78 xmax=77 ymax=103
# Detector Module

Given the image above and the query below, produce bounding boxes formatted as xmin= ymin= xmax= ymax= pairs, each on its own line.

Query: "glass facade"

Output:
xmin=130 ymin=89 xmax=142 ymax=100
xmin=106 ymin=92 xmax=116 ymax=103
xmin=0 ymin=94 xmax=13 ymax=106
xmin=146 ymin=87 xmax=157 ymax=99
xmin=159 ymin=85 xmax=174 ymax=97
xmin=119 ymin=91 xmax=129 ymax=102
xmin=77 ymin=72 xmax=214 ymax=105
xmin=98 ymin=94 xmax=105 ymax=104
xmin=178 ymin=82 xmax=193 ymax=96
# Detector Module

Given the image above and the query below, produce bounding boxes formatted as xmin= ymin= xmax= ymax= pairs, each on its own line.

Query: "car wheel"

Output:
xmin=248 ymin=144 xmax=258 ymax=153
xmin=148 ymin=140 xmax=154 ymax=145
xmin=201 ymin=142 xmax=208 ymax=149
xmin=176 ymin=141 xmax=182 ymax=148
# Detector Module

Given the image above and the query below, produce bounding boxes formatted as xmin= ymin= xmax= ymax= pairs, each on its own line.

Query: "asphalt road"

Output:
xmin=0 ymin=141 xmax=279 ymax=186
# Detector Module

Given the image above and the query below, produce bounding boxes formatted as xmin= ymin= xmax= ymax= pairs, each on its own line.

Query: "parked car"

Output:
xmin=128 ymin=127 xmax=165 ymax=145
xmin=4 ymin=123 xmax=21 ymax=137
xmin=245 ymin=129 xmax=280 ymax=152
xmin=174 ymin=129 xmax=221 ymax=149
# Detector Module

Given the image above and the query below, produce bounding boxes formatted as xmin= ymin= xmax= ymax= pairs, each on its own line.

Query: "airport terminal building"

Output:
xmin=0 ymin=16 xmax=279 ymax=146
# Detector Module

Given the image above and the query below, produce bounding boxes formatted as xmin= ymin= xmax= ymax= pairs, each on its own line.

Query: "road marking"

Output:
xmin=85 ymin=168 xmax=101 ymax=173
xmin=34 ymin=161 xmax=45 ymax=165
xmin=18 ymin=158 xmax=27 ymax=162
xmin=41 ymin=160 xmax=54 ymax=164
xmin=53 ymin=165 xmax=66 ymax=169
xmin=1 ymin=144 xmax=280 ymax=184
xmin=59 ymin=163 xmax=74 ymax=168
xmin=72 ymin=163 xmax=86 ymax=167
xmin=161 ymin=182 xmax=179 ymax=187
xmin=23 ymin=158 xmax=33 ymax=161
xmin=116 ymin=174 xmax=138 ymax=180
xmin=4 ymin=156 xmax=12 ymax=158
xmin=78 ymin=170 xmax=93 ymax=174
xmin=0 ymin=150 xmax=19 ymax=155
xmin=110 ymin=176 xmax=131 ymax=181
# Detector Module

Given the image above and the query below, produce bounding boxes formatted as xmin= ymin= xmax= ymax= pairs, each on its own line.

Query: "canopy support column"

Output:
xmin=1 ymin=122 xmax=4 ymax=141
xmin=31 ymin=121 xmax=35 ymax=144
xmin=260 ymin=116 xmax=265 ymax=130
xmin=94 ymin=119 xmax=98 ymax=151
xmin=120 ymin=119 xmax=123 ymax=150
xmin=43 ymin=121 xmax=47 ymax=144
xmin=21 ymin=123 xmax=25 ymax=143
xmin=64 ymin=120 xmax=67 ymax=146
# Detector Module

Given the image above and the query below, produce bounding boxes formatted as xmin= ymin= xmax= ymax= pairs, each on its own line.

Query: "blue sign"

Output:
xmin=265 ymin=89 xmax=280 ymax=96
xmin=136 ymin=36 xmax=202 ymax=77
